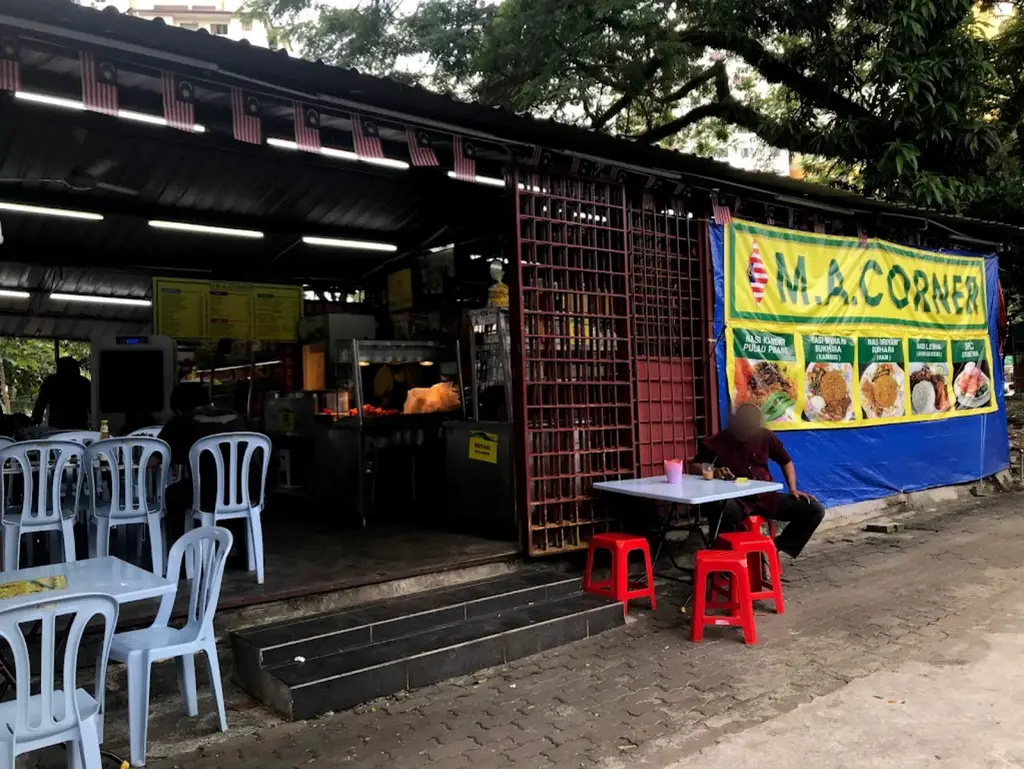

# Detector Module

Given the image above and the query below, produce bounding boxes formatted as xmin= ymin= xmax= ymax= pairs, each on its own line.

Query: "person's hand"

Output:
xmin=715 ymin=466 xmax=735 ymax=480
xmin=790 ymin=489 xmax=816 ymax=503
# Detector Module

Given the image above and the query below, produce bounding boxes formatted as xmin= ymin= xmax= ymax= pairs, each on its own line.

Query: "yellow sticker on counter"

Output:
xmin=468 ymin=431 xmax=499 ymax=464
xmin=0 ymin=576 xmax=68 ymax=600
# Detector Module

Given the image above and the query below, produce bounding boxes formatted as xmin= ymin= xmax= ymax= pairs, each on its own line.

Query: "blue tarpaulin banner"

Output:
xmin=710 ymin=222 xmax=1009 ymax=508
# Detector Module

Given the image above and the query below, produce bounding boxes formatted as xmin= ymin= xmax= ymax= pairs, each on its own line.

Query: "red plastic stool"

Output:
xmin=715 ymin=532 xmax=785 ymax=614
xmin=742 ymin=515 xmax=781 ymax=584
xmin=691 ymin=550 xmax=757 ymax=645
xmin=583 ymin=533 xmax=656 ymax=617
xmin=743 ymin=515 xmax=777 ymax=538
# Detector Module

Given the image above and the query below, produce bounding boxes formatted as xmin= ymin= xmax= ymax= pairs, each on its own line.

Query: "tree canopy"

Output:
xmin=246 ymin=0 xmax=1024 ymax=219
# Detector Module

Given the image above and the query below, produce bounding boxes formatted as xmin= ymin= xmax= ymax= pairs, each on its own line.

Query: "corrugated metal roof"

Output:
xmin=0 ymin=262 xmax=151 ymax=339
xmin=1 ymin=0 xmax=1018 ymax=244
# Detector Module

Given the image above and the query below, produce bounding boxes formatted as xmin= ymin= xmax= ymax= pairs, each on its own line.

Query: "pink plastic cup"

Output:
xmin=664 ymin=459 xmax=683 ymax=484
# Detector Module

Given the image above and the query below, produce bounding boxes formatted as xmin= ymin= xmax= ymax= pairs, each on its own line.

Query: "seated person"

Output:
xmin=159 ymin=382 xmax=247 ymax=546
xmin=689 ymin=402 xmax=824 ymax=558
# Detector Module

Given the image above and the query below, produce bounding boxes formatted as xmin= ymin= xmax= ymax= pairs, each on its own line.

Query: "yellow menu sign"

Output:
xmin=154 ymin=278 xmax=302 ymax=341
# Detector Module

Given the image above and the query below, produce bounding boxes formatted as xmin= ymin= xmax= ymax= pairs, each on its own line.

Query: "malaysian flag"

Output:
xmin=294 ymin=102 xmax=321 ymax=152
xmin=231 ymin=87 xmax=261 ymax=145
xmin=569 ymin=156 xmax=582 ymax=175
xmin=711 ymin=192 xmax=732 ymax=225
xmin=81 ymin=52 xmax=118 ymax=116
xmin=0 ymin=38 xmax=20 ymax=93
xmin=747 ymin=240 xmax=768 ymax=305
xmin=406 ymin=126 xmax=439 ymax=167
xmin=352 ymin=114 xmax=384 ymax=159
xmin=162 ymin=72 xmax=195 ymax=132
xmin=453 ymin=135 xmax=476 ymax=181
xmin=644 ymin=175 xmax=657 ymax=190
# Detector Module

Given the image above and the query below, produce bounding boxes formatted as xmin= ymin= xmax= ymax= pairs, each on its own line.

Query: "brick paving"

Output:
xmin=142 ymin=493 xmax=1024 ymax=769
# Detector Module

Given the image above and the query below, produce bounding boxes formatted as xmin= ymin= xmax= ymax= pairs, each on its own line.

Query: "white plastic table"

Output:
xmin=0 ymin=557 xmax=175 ymax=692
xmin=593 ymin=475 xmax=784 ymax=581
xmin=593 ymin=476 xmax=783 ymax=505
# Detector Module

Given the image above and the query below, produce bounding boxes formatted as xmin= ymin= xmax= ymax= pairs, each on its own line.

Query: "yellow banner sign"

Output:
xmin=726 ymin=220 xmax=988 ymax=331
xmin=723 ymin=220 xmax=996 ymax=430
xmin=154 ymin=278 xmax=303 ymax=341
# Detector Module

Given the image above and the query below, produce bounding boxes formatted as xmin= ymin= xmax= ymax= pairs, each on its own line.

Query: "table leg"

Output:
xmin=649 ymin=505 xmax=695 ymax=585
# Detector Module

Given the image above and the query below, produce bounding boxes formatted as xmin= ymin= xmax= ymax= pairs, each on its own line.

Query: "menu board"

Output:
xmin=153 ymin=278 xmax=302 ymax=341
xmin=723 ymin=219 xmax=997 ymax=429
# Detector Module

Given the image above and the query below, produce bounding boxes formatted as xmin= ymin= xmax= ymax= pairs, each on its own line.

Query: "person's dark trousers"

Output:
xmin=709 ymin=493 xmax=825 ymax=558
xmin=164 ymin=480 xmax=248 ymax=575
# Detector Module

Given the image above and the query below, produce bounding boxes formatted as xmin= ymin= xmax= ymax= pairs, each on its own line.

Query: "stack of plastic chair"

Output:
xmin=187 ymin=432 xmax=271 ymax=584
xmin=53 ymin=431 xmax=103 ymax=448
xmin=84 ymin=437 xmax=170 ymax=575
xmin=109 ymin=526 xmax=234 ymax=767
xmin=0 ymin=440 xmax=84 ymax=570
xmin=0 ymin=592 xmax=119 ymax=769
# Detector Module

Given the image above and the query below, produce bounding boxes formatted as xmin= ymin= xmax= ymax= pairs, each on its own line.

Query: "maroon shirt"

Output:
xmin=691 ymin=428 xmax=792 ymax=513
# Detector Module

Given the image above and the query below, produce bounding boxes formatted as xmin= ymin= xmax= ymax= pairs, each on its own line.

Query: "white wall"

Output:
xmin=89 ymin=1 xmax=271 ymax=48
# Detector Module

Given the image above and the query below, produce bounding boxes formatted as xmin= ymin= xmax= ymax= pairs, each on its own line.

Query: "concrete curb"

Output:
xmin=820 ymin=472 xmax=1018 ymax=533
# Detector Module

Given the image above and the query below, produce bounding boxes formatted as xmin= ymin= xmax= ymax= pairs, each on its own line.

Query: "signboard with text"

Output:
xmin=724 ymin=220 xmax=996 ymax=429
xmin=153 ymin=278 xmax=302 ymax=341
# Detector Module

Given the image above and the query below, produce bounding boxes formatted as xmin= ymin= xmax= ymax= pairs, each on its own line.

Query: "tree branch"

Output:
xmin=674 ymin=29 xmax=876 ymax=124
xmin=658 ymin=60 xmax=726 ymax=105
xmin=590 ymin=57 xmax=665 ymax=130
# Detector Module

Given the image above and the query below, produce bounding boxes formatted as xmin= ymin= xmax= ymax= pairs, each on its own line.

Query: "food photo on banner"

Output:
xmin=712 ymin=219 xmax=1009 ymax=508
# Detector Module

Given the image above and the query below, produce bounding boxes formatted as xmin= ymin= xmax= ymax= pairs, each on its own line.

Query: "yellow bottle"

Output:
xmin=99 ymin=419 xmax=110 ymax=441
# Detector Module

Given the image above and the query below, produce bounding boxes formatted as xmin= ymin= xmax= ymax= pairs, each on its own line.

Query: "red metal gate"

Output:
xmin=511 ymin=170 xmax=636 ymax=555
xmin=628 ymin=208 xmax=714 ymax=477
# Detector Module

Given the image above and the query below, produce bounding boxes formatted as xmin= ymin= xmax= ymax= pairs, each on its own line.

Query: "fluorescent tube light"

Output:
xmin=50 ymin=293 xmax=151 ymax=307
xmin=270 ymin=138 xmax=408 ymax=170
xmin=15 ymin=92 xmax=204 ymax=131
xmin=448 ymin=171 xmax=506 ymax=188
xmin=0 ymin=201 xmax=103 ymax=221
xmin=302 ymin=236 xmax=397 ymax=252
xmin=0 ymin=290 xmax=31 ymax=299
xmin=148 ymin=220 xmax=264 ymax=239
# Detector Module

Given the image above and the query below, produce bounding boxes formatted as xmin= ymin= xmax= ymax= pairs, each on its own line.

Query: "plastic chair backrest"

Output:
xmin=156 ymin=526 xmax=233 ymax=640
xmin=189 ymin=432 xmax=270 ymax=516
xmin=129 ymin=427 xmax=163 ymax=438
xmin=0 ymin=440 xmax=85 ymax=524
xmin=0 ymin=437 xmax=15 ymax=450
xmin=0 ymin=592 xmax=117 ymax=741
xmin=55 ymin=431 xmax=102 ymax=447
xmin=83 ymin=438 xmax=170 ymax=520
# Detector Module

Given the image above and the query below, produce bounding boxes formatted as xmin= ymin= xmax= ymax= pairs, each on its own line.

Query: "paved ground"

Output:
xmin=102 ymin=491 xmax=1024 ymax=768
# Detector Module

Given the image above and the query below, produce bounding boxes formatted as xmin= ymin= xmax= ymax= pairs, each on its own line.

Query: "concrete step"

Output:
xmin=231 ymin=572 xmax=622 ymax=720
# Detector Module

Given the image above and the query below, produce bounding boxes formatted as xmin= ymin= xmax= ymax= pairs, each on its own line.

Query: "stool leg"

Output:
xmin=613 ymin=545 xmax=630 ymax=617
xmin=641 ymin=542 xmax=656 ymax=612
xmin=583 ymin=544 xmax=596 ymax=592
xmin=767 ymin=547 xmax=786 ymax=614
xmin=690 ymin=567 xmax=707 ymax=643
xmin=746 ymin=551 xmax=764 ymax=594
xmin=735 ymin=574 xmax=758 ymax=646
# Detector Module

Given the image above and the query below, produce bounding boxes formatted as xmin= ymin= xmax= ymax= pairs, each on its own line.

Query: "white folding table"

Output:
xmin=0 ymin=556 xmax=175 ymax=694
xmin=593 ymin=475 xmax=784 ymax=577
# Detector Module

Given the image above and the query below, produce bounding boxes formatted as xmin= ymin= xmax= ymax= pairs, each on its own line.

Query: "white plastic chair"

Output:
xmin=0 ymin=592 xmax=118 ymax=769
xmin=0 ymin=438 xmax=14 ymax=450
xmin=0 ymin=440 xmax=84 ymax=571
xmin=84 ymin=438 xmax=170 ymax=576
xmin=53 ymin=431 xmax=103 ymax=447
xmin=109 ymin=526 xmax=233 ymax=767
xmin=129 ymin=427 xmax=163 ymax=438
xmin=188 ymin=432 xmax=270 ymax=584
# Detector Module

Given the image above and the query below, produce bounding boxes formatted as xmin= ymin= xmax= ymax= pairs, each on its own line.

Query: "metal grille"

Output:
xmin=511 ymin=171 xmax=636 ymax=555
xmin=628 ymin=209 xmax=714 ymax=477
